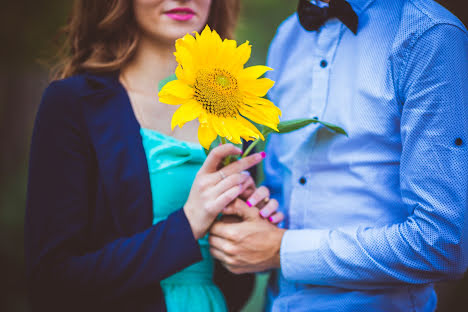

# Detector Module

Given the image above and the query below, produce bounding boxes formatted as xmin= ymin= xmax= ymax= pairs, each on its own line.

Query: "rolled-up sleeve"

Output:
xmin=280 ymin=24 xmax=468 ymax=288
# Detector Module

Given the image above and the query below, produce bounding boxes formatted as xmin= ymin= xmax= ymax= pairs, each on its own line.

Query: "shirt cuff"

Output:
xmin=280 ymin=229 xmax=327 ymax=282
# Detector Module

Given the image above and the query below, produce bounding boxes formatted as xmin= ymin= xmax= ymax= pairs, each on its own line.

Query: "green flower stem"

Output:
xmin=242 ymin=138 xmax=261 ymax=158
xmin=220 ymin=137 xmax=234 ymax=166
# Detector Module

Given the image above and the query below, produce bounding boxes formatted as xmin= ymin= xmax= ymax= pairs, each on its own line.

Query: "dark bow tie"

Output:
xmin=297 ymin=0 xmax=359 ymax=34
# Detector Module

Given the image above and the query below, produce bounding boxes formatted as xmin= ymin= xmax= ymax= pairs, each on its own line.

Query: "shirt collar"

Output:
xmin=309 ymin=0 xmax=375 ymax=14
xmin=341 ymin=0 xmax=375 ymax=14
xmin=309 ymin=0 xmax=329 ymax=8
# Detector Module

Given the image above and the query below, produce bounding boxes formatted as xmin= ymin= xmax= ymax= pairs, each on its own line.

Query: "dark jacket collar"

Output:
xmin=82 ymin=71 xmax=121 ymax=98
xmin=81 ymin=70 xmax=153 ymax=235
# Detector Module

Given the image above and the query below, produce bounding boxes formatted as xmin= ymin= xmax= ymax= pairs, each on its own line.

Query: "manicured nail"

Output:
xmin=246 ymin=200 xmax=253 ymax=207
xmin=260 ymin=210 xmax=268 ymax=218
xmin=241 ymin=170 xmax=251 ymax=176
xmin=260 ymin=152 xmax=266 ymax=159
xmin=268 ymin=216 xmax=274 ymax=222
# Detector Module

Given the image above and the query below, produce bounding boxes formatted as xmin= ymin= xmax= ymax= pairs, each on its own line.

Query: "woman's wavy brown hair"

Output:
xmin=52 ymin=0 xmax=240 ymax=80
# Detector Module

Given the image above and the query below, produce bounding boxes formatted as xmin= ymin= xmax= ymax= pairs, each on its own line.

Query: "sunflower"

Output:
xmin=158 ymin=25 xmax=282 ymax=150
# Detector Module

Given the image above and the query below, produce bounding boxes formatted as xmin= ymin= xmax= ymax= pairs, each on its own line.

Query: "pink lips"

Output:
xmin=165 ymin=7 xmax=195 ymax=21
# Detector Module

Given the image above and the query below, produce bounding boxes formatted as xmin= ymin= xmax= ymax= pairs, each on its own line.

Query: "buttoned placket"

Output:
xmin=289 ymin=21 xmax=346 ymax=230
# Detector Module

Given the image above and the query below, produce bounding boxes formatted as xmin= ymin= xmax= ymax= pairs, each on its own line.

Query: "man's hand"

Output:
xmin=209 ymin=199 xmax=286 ymax=274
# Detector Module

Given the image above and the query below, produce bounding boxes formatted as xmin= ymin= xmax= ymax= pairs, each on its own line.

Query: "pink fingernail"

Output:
xmin=269 ymin=216 xmax=274 ymax=222
xmin=260 ymin=152 xmax=266 ymax=159
xmin=246 ymin=200 xmax=253 ymax=207
xmin=260 ymin=210 xmax=268 ymax=218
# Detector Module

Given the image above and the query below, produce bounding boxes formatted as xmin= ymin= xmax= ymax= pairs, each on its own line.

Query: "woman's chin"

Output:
xmin=157 ymin=22 xmax=207 ymax=41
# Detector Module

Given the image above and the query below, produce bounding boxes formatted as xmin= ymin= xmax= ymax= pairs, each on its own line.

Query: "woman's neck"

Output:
xmin=120 ymin=36 xmax=177 ymax=95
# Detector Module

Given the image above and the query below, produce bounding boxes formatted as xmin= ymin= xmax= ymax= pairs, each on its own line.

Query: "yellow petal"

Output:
xmin=210 ymin=115 xmax=229 ymax=139
xmin=158 ymin=94 xmax=191 ymax=105
xmin=243 ymin=103 xmax=281 ymax=122
xmin=236 ymin=115 xmax=265 ymax=141
xmin=174 ymin=46 xmax=197 ymax=73
xmin=222 ymin=118 xmax=243 ymax=144
xmin=198 ymin=124 xmax=217 ymax=150
xmin=210 ymin=28 xmax=223 ymax=46
xmin=239 ymin=106 xmax=280 ymax=131
xmin=239 ymin=78 xmax=275 ymax=97
xmin=212 ymin=39 xmax=237 ymax=69
xmin=193 ymin=26 xmax=220 ymax=67
xmin=176 ymin=34 xmax=204 ymax=70
xmin=235 ymin=41 xmax=252 ymax=67
xmin=159 ymin=79 xmax=193 ymax=99
xmin=175 ymin=64 xmax=195 ymax=85
xmin=171 ymin=100 xmax=202 ymax=130
xmin=175 ymin=33 xmax=196 ymax=51
xmin=244 ymin=96 xmax=283 ymax=116
xmin=239 ymin=66 xmax=273 ymax=80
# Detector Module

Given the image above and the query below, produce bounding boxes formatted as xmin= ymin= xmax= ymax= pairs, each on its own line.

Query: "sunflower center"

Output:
xmin=193 ymin=68 xmax=241 ymax=118
xmin=216 ymin=75 xmax=230 ymax=88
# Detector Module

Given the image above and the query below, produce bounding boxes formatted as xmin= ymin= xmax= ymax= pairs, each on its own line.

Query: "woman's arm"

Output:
xmin=25 ymin=81 xmax=203 ymax=302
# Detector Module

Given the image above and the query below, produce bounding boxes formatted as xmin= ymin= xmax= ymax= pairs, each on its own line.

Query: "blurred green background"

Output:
xmin=0 ymin=1 xmax=466 ymax=311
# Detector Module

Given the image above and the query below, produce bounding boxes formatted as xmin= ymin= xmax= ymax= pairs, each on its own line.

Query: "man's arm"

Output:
xmin=210 ymin=24 xmax=468 ymax=288
xmin=279 ymin=24 xmax=468 ymax=288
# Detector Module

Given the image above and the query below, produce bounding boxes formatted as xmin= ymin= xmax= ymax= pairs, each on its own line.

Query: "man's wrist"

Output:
xmin=272 ymin=228 xmax=286 ymax=268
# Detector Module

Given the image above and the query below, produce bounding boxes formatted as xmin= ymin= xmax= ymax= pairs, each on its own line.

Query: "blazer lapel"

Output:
xmin=82 ymin=72 xmax=153 ymax=235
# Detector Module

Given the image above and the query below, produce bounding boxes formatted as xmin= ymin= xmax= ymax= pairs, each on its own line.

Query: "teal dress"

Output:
xmin=140 ymin=128 xmax=227 ymax=312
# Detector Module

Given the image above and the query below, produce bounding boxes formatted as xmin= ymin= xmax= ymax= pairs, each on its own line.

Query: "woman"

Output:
xmin=25 ymin=1 xmax=283 ymax=311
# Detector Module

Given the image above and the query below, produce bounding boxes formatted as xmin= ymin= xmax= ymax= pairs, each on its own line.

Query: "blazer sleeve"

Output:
xmin=25 ymin=80 xmax=203 ymax=301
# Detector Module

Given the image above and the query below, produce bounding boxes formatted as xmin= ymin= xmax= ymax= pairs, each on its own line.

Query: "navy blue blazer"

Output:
xmin=25 ymin=72 xmax=253 ymax=311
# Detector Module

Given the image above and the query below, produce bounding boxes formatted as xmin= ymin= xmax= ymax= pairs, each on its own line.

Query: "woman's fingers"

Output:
xmin=238 ymin=173 xmax=256 ymax=200
xmin=246 ymin=186 xmax=270 ymax=208
xmin=258 ymin=198 xmax=279 ymax=218
xmin=212 ymin=172 xmax=250 ymax=198
xmin=222 ymin=198 xmax=258 ymax=221
xmin=200 ymin=144 xmax=242 ymax=173
xmin=213 ymin=184 xmax=245 ymax=211
xmin=220 ymin=152 xmax=265 ymax=177
xmin=268 ymin=212 xmax=284 ymax=224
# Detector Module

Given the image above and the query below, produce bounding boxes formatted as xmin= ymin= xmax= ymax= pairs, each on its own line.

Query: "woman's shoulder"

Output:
xmin=41 ymin=74 xmax=89 ymax=111
xmin=40 ymin=72 xmax=118 ymax=116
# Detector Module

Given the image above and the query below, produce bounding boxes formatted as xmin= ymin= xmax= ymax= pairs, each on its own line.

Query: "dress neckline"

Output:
xmin=115 ymin=72 xmax=201 ymax=147
xmin=140 ymin=127 xmax=203 ymax=149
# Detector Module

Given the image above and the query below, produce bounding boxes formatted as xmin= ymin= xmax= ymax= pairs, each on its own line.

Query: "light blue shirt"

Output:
xmin=263 ymin=0 xmax=468 ymax=311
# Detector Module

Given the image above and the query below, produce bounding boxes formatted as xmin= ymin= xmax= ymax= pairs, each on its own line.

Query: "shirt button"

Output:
xmin=455 ymin=138 xmax=463 ymax=146
xmin=299 ymin=177 xmax=307 ymax=185
xmin=320 ymin=60 xmax=328 ymax=68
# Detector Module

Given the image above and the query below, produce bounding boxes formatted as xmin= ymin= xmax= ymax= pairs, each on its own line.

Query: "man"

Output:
xmin=209 ymin=0 xmax=468 ymax=311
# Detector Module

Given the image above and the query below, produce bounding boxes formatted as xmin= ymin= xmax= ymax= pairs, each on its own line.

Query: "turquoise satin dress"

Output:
xmin=140 ymin=128 xmax=227 ymax=312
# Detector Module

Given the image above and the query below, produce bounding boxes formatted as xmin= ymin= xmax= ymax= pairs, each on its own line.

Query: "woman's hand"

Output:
xmin=231 ymin=185 xmax=284 ymax=225
xmin=184 ymin=144 xmax=266 ymax=239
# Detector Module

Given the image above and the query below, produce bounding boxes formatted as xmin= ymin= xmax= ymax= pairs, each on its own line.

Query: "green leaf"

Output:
xmin=317 ymin=120 xmax=348 ymax=137
xmin=261 ymin=118 xmax=348 ymax=137
xmin=278 ymin=119 xmax=320 ymax=133
xmin=157 ymin=74 xmax=178 ymax=92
